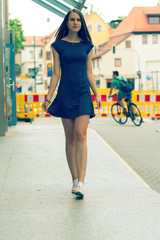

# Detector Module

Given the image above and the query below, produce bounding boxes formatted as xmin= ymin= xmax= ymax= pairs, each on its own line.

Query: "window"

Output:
xmin=97 ymin=24 xmax=102 ymax=32
xmin=115 ymin=58 xmax=121 ymax=67
xmin=39 ymin=49 xmax=42 ymax=58
xmin=148 ymin=16 xmax=160 ymax=24
xmin=142 ymin=35 xmax=148 ymax=44
xmin=47 ymin=63 xmax=52 ymax=77
xmin=46 ymin=51 xmax=51 ymax=60
xmin=125 ymin=40 xmax=131 ymax=48
xmin=15 ymin=64 xmax=21 ymax=76
xmin=152 ymin=34 xmax=158 ymax=44
xmin=28 ymin=67 xmax=38 ymax=76
xmin=39 ymin=64 xmax=42 ymax=72
xmin=106 ymin=79 xmax=112 ymax=88
xmin=28 ymin=68 xmax=34 ymax=77
xmin=96 ymin=80 xmax=100 ymax=88
xmin=88 ymin=24 xmax=93 ymax=32
xmin=29 ymin=50 xmax=33 ymax=59
xmin=107 ymin=82 xmax=111 ymax=88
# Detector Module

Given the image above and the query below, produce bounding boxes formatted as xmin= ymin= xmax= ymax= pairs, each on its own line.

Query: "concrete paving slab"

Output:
xmin=0 ymin=121 xmax=160 ymax=240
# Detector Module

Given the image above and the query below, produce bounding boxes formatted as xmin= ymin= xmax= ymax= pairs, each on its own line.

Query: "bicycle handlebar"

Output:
xmin=109 ymin=93 xmax=117 ymax=98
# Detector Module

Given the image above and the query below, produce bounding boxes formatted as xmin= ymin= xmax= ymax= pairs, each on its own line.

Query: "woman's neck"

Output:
xmin=65 ymin=32 xmax=81 ymax=42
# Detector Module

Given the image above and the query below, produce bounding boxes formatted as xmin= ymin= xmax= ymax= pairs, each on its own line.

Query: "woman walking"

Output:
xmin=42 ymin=9 xmax=101 ymax=198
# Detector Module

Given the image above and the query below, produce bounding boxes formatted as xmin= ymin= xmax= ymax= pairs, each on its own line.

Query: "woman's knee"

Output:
xmin=66 ymin=134 xmax=75 ymax=146
xmin=75 ymin=129 xmax=87 ymax=142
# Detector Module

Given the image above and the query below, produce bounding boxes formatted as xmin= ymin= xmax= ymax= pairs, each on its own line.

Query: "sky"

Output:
xmin=8 ymin=0 xmax=159 ymax=36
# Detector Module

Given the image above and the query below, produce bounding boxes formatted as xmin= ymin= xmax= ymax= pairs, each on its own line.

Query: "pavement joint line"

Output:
xmin=90 ymin=128 xmax=151 ymax=189
xmin=0 ymin=140 xmax=15 ymax=197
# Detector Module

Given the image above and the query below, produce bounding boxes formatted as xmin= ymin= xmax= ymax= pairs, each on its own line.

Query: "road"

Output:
xmin=89 ymin=117 xmax=160 ymax=193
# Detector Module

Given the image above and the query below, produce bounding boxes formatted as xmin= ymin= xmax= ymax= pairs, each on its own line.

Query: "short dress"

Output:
xmin=47 ymin=39 xmax=95 ymax=119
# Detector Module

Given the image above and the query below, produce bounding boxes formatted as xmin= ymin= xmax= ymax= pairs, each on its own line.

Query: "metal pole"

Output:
xmin=156 ymin=70 xmax=158 ymax=93
xmin=33 ymin=34 xmax=36 ymax=92
xmin=4 ymin=0 xmax=9 ymax=28
xmin=151 ymin=71 xmax=154 ymax=93
xmin=0 ymin=0 xmax=6 ymax=136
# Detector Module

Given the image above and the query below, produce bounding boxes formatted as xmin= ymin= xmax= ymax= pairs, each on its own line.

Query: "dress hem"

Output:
xmin=47 ymin=111 xmax=95 ymax=119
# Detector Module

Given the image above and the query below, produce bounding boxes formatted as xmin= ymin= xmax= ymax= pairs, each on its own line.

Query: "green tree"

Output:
xmin=82 ymin=1 xmax=101 ymax=16
xmin=10 ymin=18 xmax=25 ymax=54
xmin=108 ymin=16 xmax=126 ymax=29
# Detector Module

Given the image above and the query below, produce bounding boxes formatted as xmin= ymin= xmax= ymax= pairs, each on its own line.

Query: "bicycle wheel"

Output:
xmin=111 ymin=103 xmax=128 ymax=124
xmin=129 ymin=103 xmax=143 ymax=126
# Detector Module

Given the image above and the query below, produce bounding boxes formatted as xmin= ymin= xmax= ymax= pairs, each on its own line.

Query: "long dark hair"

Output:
xmin=55 ymin=9 xmax=92 ymax=43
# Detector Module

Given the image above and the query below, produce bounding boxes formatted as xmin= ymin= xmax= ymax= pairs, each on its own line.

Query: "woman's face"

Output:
xmin=67 ymin=12 xmax=82 ymax=32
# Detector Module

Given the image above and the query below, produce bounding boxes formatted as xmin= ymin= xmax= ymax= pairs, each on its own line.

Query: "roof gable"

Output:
xmin=24 ymin=36 xmax=43 ymax=46
xmin=92 ymin=35 xmax=130 ymax=59
xmin=85 ymin=12 xmax=108 ymax=26
xmin=111 ymin=6 xmax=160 ymax=38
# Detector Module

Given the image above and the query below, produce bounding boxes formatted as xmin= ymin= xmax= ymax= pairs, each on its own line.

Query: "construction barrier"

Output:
xmin=16 ymin=90 xmax=160 ymax=120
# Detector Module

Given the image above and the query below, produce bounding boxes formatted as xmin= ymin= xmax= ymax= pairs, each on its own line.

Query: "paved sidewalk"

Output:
xmin=0 ymin=119 xmax=160 ymax=240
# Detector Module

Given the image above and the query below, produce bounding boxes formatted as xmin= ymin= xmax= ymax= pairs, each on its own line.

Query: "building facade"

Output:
xmin=85 ymin=12 xmax=110 ymax=47
xmin=93 ymin=6 xmax=160 ymax=90
xmin=21 ymin=36 xmax=43 ymax=79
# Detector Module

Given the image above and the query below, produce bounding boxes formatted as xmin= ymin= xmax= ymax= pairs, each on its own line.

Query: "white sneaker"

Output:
xmin=75 ymin=182 xmax=86 ymax=198
xmin=72 ymin=184 xmax=79 ymax=194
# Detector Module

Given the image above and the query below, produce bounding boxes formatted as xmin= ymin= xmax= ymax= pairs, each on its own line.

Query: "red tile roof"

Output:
xmin=144 ymin=7 xmax=160 ymax=15
xmin=41 ymin=29 xmax=57 ymax=46
xmin=108 ymin=26 xmax=115 ymax=36
xmin=24 ymin=36 xmax=43 ymax=46
xmin=111 ymin=6 xmax=160 ymax=38
xmin=92 ymin=35 xmax=129 ymax=59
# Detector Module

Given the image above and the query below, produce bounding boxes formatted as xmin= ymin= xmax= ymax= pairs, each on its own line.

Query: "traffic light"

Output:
xmin=112 ymin=45 xmax=116 ymax=54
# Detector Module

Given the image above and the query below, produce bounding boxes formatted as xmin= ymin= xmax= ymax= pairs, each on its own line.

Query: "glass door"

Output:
xmin=5 ymin=44 xmax=16 ymax=126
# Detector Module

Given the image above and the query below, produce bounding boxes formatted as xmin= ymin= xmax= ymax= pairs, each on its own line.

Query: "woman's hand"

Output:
xmin=41 ymin=101 xmax=50 ymax=113
xmin=95 ymin=95 xmax=102 ymax=109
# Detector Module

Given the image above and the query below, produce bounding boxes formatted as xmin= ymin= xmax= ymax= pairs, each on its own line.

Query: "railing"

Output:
xmin=16 ymin=89 xmax=160 ymax=120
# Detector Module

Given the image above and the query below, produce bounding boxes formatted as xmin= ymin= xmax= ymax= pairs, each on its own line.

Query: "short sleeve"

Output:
xmin=51 ymin=41 xmax=60 ymax=53
xmin=87 ymin=43 xmax=94 ymax=54
xmin=111 ymin=79 xmax=121 ymax=89
xmin=111 ymin=79 xmax=116 ymax=87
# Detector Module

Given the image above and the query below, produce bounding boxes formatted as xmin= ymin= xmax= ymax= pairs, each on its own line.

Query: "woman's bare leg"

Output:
xmin=61 ymin=118 xmax=78 ymax=180
xmin=74 ymin=115 xmax=90 ymax=184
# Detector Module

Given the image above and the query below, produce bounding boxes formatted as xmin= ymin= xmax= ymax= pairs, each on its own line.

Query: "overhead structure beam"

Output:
xmin=45 ymin=0 xmax=70 ymax=12
xmin=62 ymin=0 xmax=87 ymax=10
xmin=32 ymin=0 xmax=66 ymax=18
xmin=32 ymin=0 xmax=87 ymax=18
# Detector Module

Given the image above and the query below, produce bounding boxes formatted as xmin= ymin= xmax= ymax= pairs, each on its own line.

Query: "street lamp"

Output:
xmin=33 ymin=33 xmax=36 ymax=92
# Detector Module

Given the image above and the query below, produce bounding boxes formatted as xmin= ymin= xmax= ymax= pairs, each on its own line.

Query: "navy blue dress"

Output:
xmin=48 ymin=39 xmax=95 ymax=119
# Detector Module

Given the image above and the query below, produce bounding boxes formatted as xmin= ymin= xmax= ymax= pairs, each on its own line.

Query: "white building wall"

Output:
xmin=43 ymin=35 xmax=55 ymax=79
xmin=93 ymin=33 xmax=160 ymax=90
xmin=21 ymin=46 xmax=43 ymax=76
xmin=93 ymin=35 xmax=136 ymax=88
xmin=134 ymin=34 xmax=160 ymax=89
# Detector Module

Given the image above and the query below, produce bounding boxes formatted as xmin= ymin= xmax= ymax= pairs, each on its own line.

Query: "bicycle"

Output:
xmin=110 ymin=93 xmax=143 ymax=126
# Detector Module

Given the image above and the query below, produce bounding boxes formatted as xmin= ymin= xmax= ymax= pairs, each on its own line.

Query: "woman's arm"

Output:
xmin=46 ymin=48 xmax=60 ymax=101
xmin=87 ymin=50 xmax=101 ymax=109
xmin=42 ymin=47 xmax=60 ymax=112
